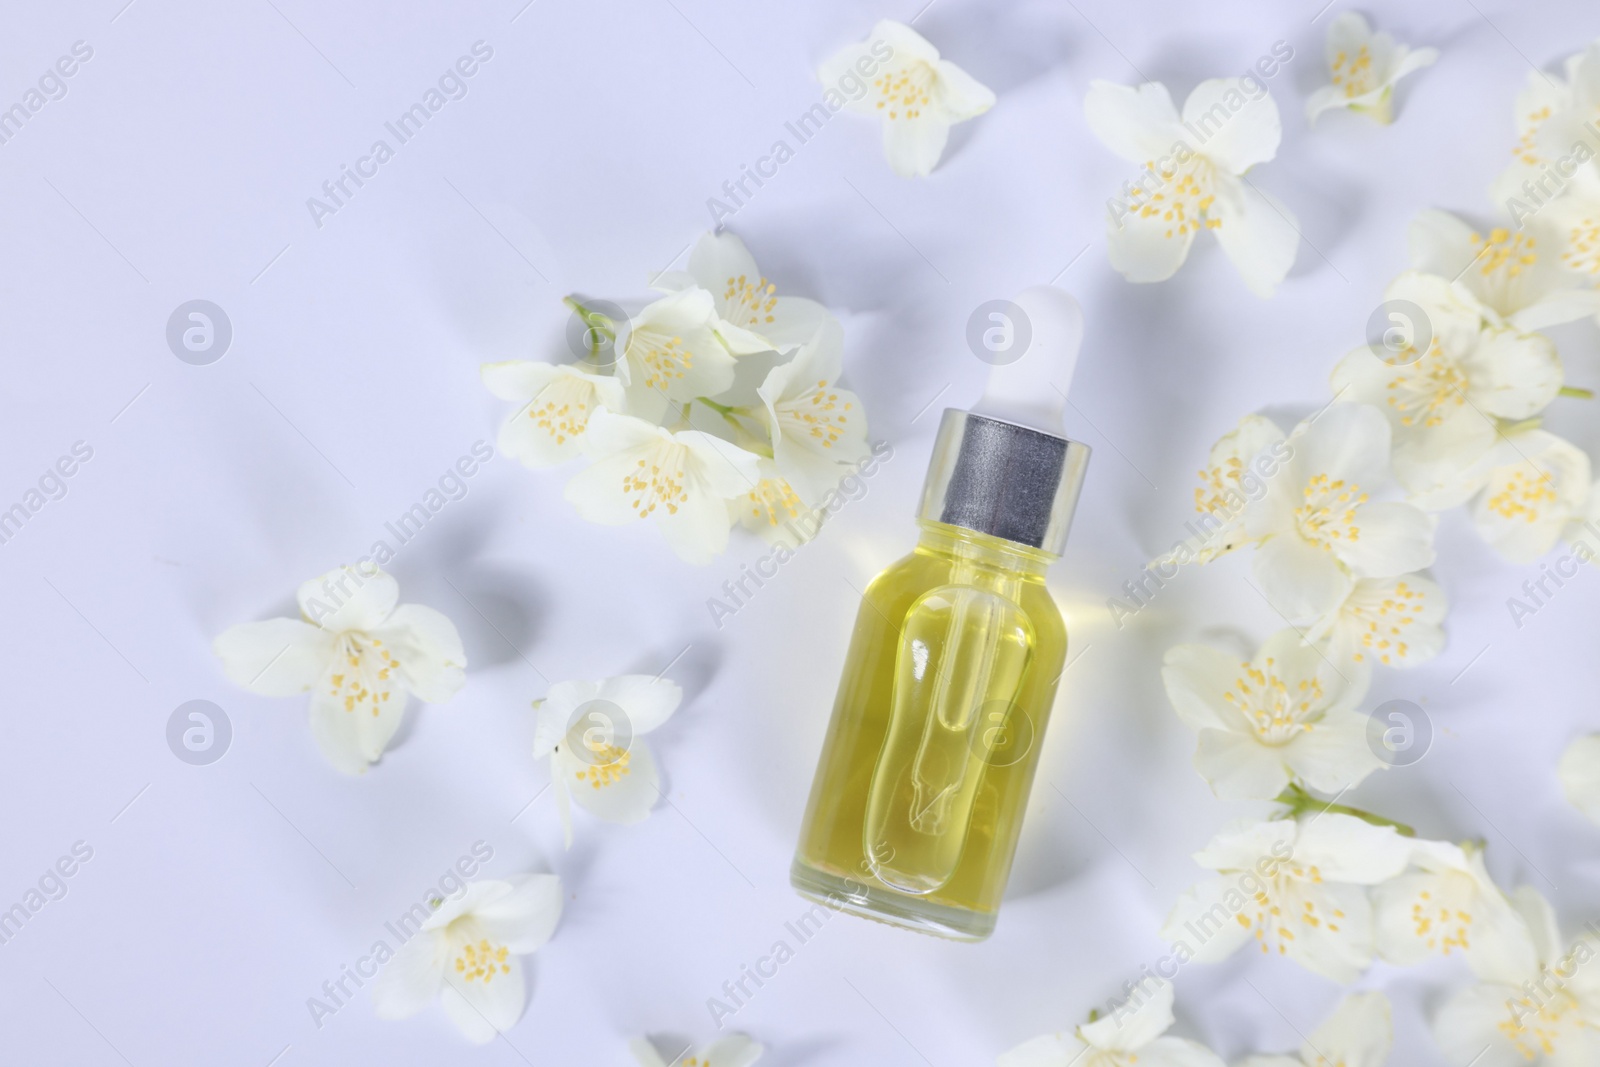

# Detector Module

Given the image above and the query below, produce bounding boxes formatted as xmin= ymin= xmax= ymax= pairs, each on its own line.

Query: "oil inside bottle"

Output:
xmin=863 ymin=569 xmax=1033 ymax=894
xmin=791 ymin=521 xmax=1066 ymax=940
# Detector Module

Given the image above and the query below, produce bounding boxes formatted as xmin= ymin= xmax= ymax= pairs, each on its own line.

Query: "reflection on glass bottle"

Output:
xmin=864 ymin=575 xmax=1034 ymax=895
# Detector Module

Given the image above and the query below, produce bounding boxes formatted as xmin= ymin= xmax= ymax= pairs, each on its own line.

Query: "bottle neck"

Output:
xmin=916 ymin=409 xmax=1091 ymax=557
xmin=914 ymin=520 xmax=1056 ymax=579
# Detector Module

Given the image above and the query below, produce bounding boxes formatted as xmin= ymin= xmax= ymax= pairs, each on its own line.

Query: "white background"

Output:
xmin=1 ymin=0 xmax=1597 ymax=1064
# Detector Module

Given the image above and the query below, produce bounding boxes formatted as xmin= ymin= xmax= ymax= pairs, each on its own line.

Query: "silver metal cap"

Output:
xmin=916 ymin=409 xmax=1091 ymax=556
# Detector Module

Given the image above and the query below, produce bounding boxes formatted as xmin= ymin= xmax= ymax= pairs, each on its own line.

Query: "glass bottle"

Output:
xmin=792 ymin=407 xmax=1090 ymax=940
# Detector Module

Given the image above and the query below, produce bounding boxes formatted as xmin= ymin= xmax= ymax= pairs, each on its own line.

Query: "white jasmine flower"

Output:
xmin=819 ymin=20 xmax=995 ymax=178
xmin=1433 ymin=888 xmax=1600 ymax=1067
xmin=1487 ymin=42 xmax=1600 ymax=281
xmin=1506 ymin=41 xmax=1600 ymax=192
xmin=1409 ymin=209 xmax=1600 ymax=331
xmin=1306 ymin=12 xmax=1437 ymax=125
xmin=1330 ymin=272 xmax=1563 ymax=500
xmin=1538 ymin=174 xmax=1600 ymax=282
xmin=1473 ymin=430 xmax=1592 ymax=562
xmin=533 ymin=674 xmax=682 ymax=846
xmin=213 ymin=564 xmax=465 ymax=775
xmin=1184 ymin=414 xmax=1290 ymax=564
xmin=1490 ymin=46 xmax=1594 ymax=205
xmin=1558 ymin=734 xmax=1600 ymax=826
xmin=732 ymin=458 xmax=815 ymax=545
xmin=1085 ymin=78 xmax=1298 ymax=297
xmin=617 ymin=287 xmax=736 ymax=405
xmin=371 ymin=873 xmax=561 ymax=1044
xmin=1243 ymin=403 xmax=1437 ymax=622
xmin=1307 ymin=572 xmax=1448 ymax=675
xmin=654 ymin=232 xmax=830 ymax=355
xmin=1374 ymin=839 xmax=1538 ymax=980
xmin=565 ymin=409 xmax=761 ymax=564
xmin=481 ymin=361 xmax=626 ymax=468
xmin=1414 ymin=426 xmax=1593 ymax=563
xmin=630 ymin=1033 xmax=763 ymax=1067
xmin=1239 ymin=992 xmax=1393 ymax=1067
xmin=756 ymin=319 xmax=869 ymax=501
xmin=1162 ymin=628 xmax=1379 ymax=800
xmin=1568 ymin=480 xmax=1600 ymax=565
xmin=1161 ymin=814 xmax=1413 ymax=982
xmin=998 ymin=978 xmax=1224 ymax=1067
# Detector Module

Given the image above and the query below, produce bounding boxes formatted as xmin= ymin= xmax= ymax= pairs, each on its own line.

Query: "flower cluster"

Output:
xmin=1330 ymin=40 xmax=1600 ymax=566
xmin=213 ymin=565 xmax=697 ymax=1040
xmin=1162 ymin=813 xmax=1537 ymax=985
xmin=1162 ymin=23 xmax=1600 ymax=801
xmin=1138 ymin=28 xmax=1600 ymax=1067
xmin=1000 ymin=979 xmax=1392 ymax=1067
xmin=484 ymin=232 xmax=870 ymax=564
xmin=202 ymin=15 xmax=1600 ymax=1063
xmin=1433 ymin=887 xmax=1600 ymax=1067
xmin=1085 ymin=14 xmax=1440 ymax=295
xmin=1334 ymin=218 xmax=1596 ymax=564
xmin=1160 ymin=402 xmax=1445 ymax=800
xmin=1494 ymin=40 xmax=1600 ymax=282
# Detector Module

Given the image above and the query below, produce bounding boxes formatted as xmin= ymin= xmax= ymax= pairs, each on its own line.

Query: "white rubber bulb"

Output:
xmin=973 ymin=286 xmax=1084 ymax=434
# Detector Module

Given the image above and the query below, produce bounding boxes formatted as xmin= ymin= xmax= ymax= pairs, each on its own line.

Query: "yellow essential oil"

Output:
xmin=791 ymin=519 xmax=1069 ymax=939
xmin=792 ymin=390 xmax=1090 ymax=940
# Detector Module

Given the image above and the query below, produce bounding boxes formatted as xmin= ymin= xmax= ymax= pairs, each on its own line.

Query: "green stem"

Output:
xmin=1559 ymin=385 xmax=1594 ymax=400
xmin=693 ymin=396 xmax=770 ymax=449
xmin=563 ymin=296 xmax=617 ymax=364
xmin=1274 ymin=783 xmax=1415 ymax=837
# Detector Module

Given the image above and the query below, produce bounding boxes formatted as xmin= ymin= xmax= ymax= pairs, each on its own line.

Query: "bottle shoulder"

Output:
xmin=863 ymin=546 xmax=1065 ymax=629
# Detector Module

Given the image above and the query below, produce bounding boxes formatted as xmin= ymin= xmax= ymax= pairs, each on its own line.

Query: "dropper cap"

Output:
xmin=916 ymin=287 xmax=1092 ymax=557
